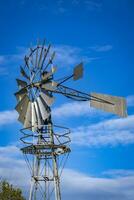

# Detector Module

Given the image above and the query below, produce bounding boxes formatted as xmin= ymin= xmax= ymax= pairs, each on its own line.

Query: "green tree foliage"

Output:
xmin=0 ymin=180 xmax=25 ymax=200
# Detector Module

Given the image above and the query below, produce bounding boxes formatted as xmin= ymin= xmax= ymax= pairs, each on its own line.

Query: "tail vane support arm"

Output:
xmin=51 ymin=85 xmax=127 ymax=117
xmin=53 ymin=84 xmax=114 ymax=104
xmin=55 ymin=62 xmax=84 ymax=87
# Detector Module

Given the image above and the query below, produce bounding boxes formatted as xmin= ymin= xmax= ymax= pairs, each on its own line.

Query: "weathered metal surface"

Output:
xmin=16 ymin=79 xmax=27 ymax=88
xmin=73 ymin=62 xmax=83 ymax=80
xmin=18 ymin=101 xmax=29 ymax=124
xmin=34 ymin=101 xmax=42 ymax=129
xmin=15 ymin=88 xmax=27 ymax=101
xmin=40 ymin=91 xmax=55 ymax=106
xmin=31 ymin=102 xmax=37 ymax=132
xmin=24 ymin=102 xmax=32 ymax=129
xmin=20 ymin=66 xmax=30 ymax=80
xmin=15 ymin=94 xmax=29 ymax=114
xmin=37 ymin=96 xmax=49 ymax=121
xmin=90 ymin=92 xmax=127 ymax=117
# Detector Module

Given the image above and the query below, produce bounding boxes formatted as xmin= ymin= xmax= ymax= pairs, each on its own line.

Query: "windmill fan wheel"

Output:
xmin=15 ymin=41 xmax=57 ymax=132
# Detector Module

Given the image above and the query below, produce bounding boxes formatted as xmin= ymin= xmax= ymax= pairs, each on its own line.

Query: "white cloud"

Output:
xmin=72 ymin=0 xmax=102 ymax=11
xmin=0 ymin=93 xmax=132 ymax=127
xmin=0 ymin=56 xmax=6 ymax=64
xmin=52 ymin=101 xmax=97 ymax=117
xmin=0 ymin=56 xmax=9 ymax=75
xmin=102 ymin=169 xmax=134 ymax=178
xmin=0 ymin=91 xmax=133 ymax=129
xmin=0 ymin=145 xmax=134 ymax=200
xmin=71 ymin=115 xmax=134 ymax=147
xmin=0 ymin=48 xmax=27 ymax=76
xmin=62 ymin=169 xmax=134 ymax=200
xmin=90 ymin=44 xmax=113 ymax=52
xmin=0 ymin=145 xmax=29 ymax=188
xmin=56 ymin=0 xmax=68 ymax=14
xmin=0 ymin=44 xmax=97 ymax=76
xmin=54 ymin=45 xmax=97 ymax=67
xmin=52 ymin=100 xmax=116 ymax=119
xmin=127 ymin=95 xmax=134 ymax=107
xmin=0 ymin=102 xmax=103 ymax=128
xmin=0 ymin=110 xmax=17 ymax=126
xmin=84 ymin=0 xmax=102 ymax=11
xmin=54 ymin=45 xmax=81 ymax=66
xmin=0 ymin=145 xmax=20 ymax=157
xmin=0 ymin=67 xmax=8 ymax=75
xmin=45 ymin=0 xmax=68 ymax=14
xmin=0 ymin=108 xmax=133 ymax=148
xmin=0 ymin=52 xmax=25 ymax=66
xmin=53 ymin=94 xmax=133 ymax=119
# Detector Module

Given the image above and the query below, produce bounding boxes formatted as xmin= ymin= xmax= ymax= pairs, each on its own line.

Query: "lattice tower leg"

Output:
xmin=49 ymin=124 xmax=61 ymax=200
xmin=29 ymin=155 xmax=40 ymax=200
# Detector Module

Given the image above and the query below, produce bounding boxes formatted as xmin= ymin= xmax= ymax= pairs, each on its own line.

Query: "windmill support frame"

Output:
xmin=20 ymin=124 xmax=71 ymax=200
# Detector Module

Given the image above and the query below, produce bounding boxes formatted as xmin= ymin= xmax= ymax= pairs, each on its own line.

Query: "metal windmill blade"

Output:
xmin=15 ymin=42 xmax=57 ymax=132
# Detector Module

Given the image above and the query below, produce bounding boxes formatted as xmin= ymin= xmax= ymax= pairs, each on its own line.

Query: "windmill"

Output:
xmin=15 ymin=40 xmax=127 ymax=200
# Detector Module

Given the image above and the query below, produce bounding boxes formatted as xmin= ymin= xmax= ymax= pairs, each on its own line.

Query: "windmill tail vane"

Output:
xmin=15 ymin=39 xmax=127 ymax=200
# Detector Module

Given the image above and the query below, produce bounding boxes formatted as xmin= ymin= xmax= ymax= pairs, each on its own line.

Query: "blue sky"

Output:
xmin=0 ymin=0 xmax=134 ymax=199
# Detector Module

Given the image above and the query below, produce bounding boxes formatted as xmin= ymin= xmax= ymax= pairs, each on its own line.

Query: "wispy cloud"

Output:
xmin=102 ymin=169 xmax=134 ymax=178
xmin=62 ymin=169 xmax=134 ymax=200
xmin=53 ymin=101 xmax=90 ymax=117
xmin=56 ymin=0 xmax=68 ymax=14
xmin=0 ymin=145 xmax=29 ymax=200
xmin=0 ymin=145 xmax=20 ymax=157
xmin=127 ymin=95 xmax=134 ymax=107
xmin=54 ymin=45 xmax=98 ymax=67
xmin=84 ymin=0 xmax=102 ymax=11
xmin=0 ymin=48 xmax=27 ymax=76
xmin=53 ymin=93 xmax=133 ymax=119
xmin=0 ymin=52 xmax=25 ymax=65
xmin=0 ymin=56 xmax=6 ymax=64
xmin=20 ymin=0 xmax=102 ymax=15
xmin=0 ymin=42 xmax=113 ymax=78
xmin=0 ymin=67 xmax=8 ymax=75
xmin=0 ymin=44 xmax=97 ymax=76
xmin=0 ymin=56 xmax=9 ymax=76
xmin=0 ymin=110 xmax=17 ymax=126
xmin=0 ymin=145 xmax=134 ymax=200
xmin=40 ymin=0 xmax=69 ymax=15
xmin=71 ymin=115 xmax=134 ymax=147
xmin=72 ymin=0 xmax=102 ymax=11
xmin=52 ymin=101 xmax=108 ymax=118
xmin=0 ymin=93 xmax=132 ymax=127
xmin=89 ymin=44 xmax=113 ymax=52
